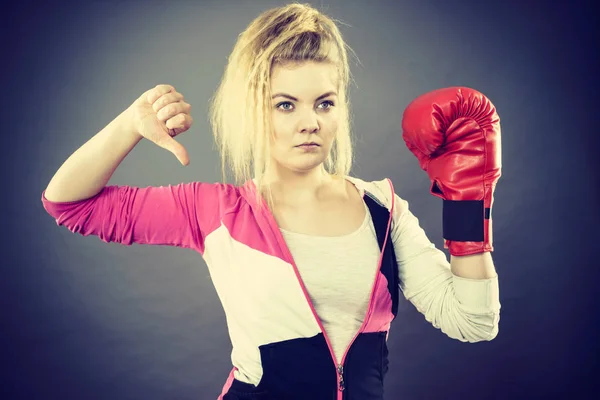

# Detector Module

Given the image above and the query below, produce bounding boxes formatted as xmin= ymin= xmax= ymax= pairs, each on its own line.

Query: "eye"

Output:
xmin=275 ymin=100 xmax=335 ymax=112
xmin=318 ymin=100 xmax=335 ymax=110
xmin=276 ymin=101 xmax=294 ymax=111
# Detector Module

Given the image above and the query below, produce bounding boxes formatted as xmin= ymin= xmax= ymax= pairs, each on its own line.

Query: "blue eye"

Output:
xmin=275 ymin=100 xmax=335 ymax=111
xmin=276 ymin=101 xmax=294 ymax=111
xmin=318 ymin=100 xmax=335 ymax=109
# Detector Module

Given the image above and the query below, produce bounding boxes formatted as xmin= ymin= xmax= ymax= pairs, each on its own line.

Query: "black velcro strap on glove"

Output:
xmin=442 ymin=200 xmax=490 ymax=242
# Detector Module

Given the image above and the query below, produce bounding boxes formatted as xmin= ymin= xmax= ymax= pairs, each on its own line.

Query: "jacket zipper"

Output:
xmin=256 ymin=181 xmax=394 ymax=400
xmin=337 ymin=364 xmax=345 ymax=392
xmin=336 ymin=242 xmax=385 ymax=400
xmin=336 ymin=185 xmax=395 ymax=400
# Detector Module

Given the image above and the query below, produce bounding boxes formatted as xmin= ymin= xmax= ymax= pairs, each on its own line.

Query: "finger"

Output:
xmin=154 ymin=94 xmax=186 ymax=115
xmin=164 ymin=112 xmax=192 ymax=130
xmin=158 ymin=102 xmax=191 ymax=124
xmin=146 ymin=84 xmax=175 ymax=105
xmin=161 ymin=137 xmax=190 ymax=166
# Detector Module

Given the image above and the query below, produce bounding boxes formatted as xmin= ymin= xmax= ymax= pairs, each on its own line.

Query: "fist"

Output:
xmin=129 ymin=84 xmax=193 ymax=166
xmin=402 ymin=87 xmax=501 ymax=255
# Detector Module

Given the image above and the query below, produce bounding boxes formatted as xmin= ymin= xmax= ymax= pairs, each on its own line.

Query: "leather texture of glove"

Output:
xmin=402 ymin=87 xmax=501 ymax=256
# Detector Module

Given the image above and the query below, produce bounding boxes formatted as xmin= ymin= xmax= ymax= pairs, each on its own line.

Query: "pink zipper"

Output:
xmin=337 ymin=185 xmax=394 ymax=399
xmin=254 ymin=179 xmax=395 ymax=400
xmin=259 ymin=205 xmax=344 ymax=393
xmin=336 ymin=180 xmax=395 ymax=399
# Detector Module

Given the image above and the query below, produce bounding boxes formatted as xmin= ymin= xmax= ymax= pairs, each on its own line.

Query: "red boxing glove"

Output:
xmin=401 ymin=87 xmax=501 ymax=256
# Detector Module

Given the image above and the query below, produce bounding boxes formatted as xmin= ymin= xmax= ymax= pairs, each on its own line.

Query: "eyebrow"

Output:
xmin=271 ymin=91 xmax=337 ymax=102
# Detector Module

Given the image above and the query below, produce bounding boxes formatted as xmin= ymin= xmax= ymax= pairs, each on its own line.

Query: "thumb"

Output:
xmin=156 ymin=136 xmax=190 ymax=166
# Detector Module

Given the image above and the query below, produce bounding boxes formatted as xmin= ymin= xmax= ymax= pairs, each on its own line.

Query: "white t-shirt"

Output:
xmin=279 ymin=200 xmax=380 ymax=363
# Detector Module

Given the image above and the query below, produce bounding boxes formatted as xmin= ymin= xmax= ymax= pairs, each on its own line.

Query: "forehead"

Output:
xmin=270 ymin=62 xmax=337 ymax=95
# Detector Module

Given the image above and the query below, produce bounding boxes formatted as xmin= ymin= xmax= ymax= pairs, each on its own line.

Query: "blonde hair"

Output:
xmin=209 ymin=2 xmax=356 ymax=211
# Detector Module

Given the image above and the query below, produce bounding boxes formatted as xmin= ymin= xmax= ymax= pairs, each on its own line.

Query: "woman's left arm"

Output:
xmin=451 ymin=252 xmax=497 ymax=280
xmin=397 ymin=86 xmax=504 ymax=342
xmin=391 ymin=195 xmax=500 ymax=343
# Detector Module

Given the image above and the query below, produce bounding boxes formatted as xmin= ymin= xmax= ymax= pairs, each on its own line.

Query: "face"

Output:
xmin=268 ymin=61 xmax=340 ymax=176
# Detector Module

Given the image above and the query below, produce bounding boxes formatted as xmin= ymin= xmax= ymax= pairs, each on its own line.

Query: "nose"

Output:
xmin=298 ymin=110 xmax=319 ymax=133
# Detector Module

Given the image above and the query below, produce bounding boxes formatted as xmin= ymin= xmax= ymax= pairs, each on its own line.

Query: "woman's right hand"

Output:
xmin=128 ymin=84 xmax=193 ymax=166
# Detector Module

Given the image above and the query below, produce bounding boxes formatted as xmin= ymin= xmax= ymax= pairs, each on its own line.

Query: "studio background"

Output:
xmin=2 ymin=0 xmax=598 ymax=399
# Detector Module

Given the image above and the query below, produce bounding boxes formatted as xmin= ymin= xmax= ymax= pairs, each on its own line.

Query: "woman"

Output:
xmin=42 ymin=3 xmax=501 ymax=399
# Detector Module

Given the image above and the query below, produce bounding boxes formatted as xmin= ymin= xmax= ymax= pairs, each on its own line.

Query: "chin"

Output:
xmin=287 ymin=159 xmax=327 ymax=173
xmin=270 ymin=147 xmax=330 ymax=174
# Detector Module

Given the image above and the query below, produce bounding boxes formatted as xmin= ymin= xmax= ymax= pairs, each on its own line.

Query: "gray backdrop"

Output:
xmin=3 ymin=0 xmax=599 ymax=399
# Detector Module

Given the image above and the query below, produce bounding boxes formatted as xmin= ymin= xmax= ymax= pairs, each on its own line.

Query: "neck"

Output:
xmin=261 ymin=165 xmax=339 ymax=204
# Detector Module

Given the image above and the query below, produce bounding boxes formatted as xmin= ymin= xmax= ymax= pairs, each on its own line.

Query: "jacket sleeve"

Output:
xmin=391 ymin=193 xmax=501 ymax=342
xmin=41 ymin=182 xmax=231 ymax=254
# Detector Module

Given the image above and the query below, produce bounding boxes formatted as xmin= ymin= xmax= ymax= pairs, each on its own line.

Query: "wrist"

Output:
xmin=119 ymin=106 xmax=143 ymax=142
xmin=442 ymin=199 xmax=494 ymax=256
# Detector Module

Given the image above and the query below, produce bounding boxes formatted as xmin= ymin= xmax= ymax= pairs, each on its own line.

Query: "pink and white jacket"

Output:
xmin=41 ymin=176 xmax=501 ymax=400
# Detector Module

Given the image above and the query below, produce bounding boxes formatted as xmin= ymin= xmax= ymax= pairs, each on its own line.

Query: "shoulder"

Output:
xmin=175 ymin=180 xmax=240 ymax=195
xmin=169 ymin=181 xmax=245 ymax=211
xmin=345 ymin=175 xmax=409 ymax=214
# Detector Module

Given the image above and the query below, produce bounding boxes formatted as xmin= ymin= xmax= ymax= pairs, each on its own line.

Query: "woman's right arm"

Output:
xmin=41 ymin=85 xmax=227 ymax=253
xmin=43 ymin=107 xmax=142 ymax=203
xmin=44 ymin=84 xmax=190 ymax=202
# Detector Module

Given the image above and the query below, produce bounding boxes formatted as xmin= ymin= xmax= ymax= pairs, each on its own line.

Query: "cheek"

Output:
xmin=271 ymin=111 xmax=292 ymax=129
xmin=270 ymin=114 xmax=287 ymax=142
xmin=323 ymin=113 xmax=340 ymax=138
xmin=270 ymin=117 xmax=294 ymax=152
